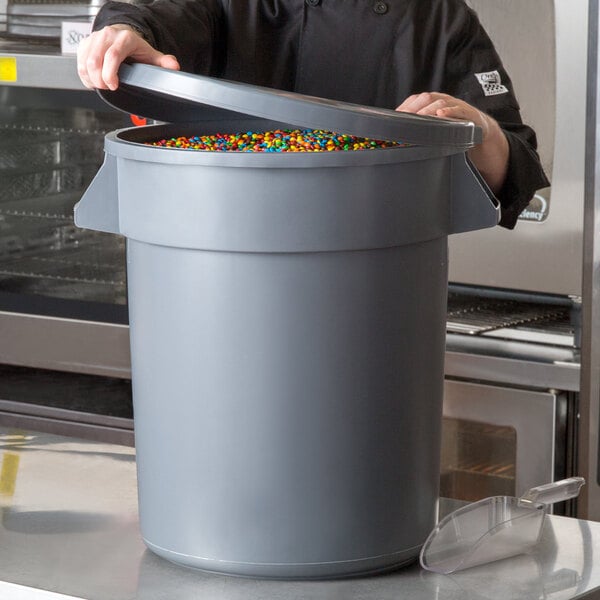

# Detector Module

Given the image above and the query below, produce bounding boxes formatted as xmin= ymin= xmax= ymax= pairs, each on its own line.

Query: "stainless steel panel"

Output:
xmin=0 ymin=400 xmax=134 ymax=445
xmin=7 ymin=1 xmax=102 ymax=38
xmin=0 ymin=0 xmax=7 ymax=32
xmin=578 ymin=0 xmax=600 ymax=522
xmin=449 ymin=0 xmax=587 ymax=296
xmin=0 ymin=45 xmax=84 ymax=90
xmin=0 ymin=311 xmax=131 ymax=377
xmin=443 ymin=379 xmax=558 ymax=496
xmin=445 ymin=333 xmax=580 ymax=391
xmin=466 ymin=0 xmax=555 ymax=181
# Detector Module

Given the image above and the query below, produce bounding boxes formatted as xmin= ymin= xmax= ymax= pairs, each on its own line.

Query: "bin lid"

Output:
xmin=98 ymin=63 xmax=481 ymax=148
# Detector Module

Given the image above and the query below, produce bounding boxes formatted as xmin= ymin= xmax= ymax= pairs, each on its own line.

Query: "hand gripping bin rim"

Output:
xmin=73 ymin=64 xmax=500 ymax=580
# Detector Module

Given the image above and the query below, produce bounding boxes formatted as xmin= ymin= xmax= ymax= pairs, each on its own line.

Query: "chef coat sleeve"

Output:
xmin=92 ymin=0 xmax=225 ymax=76
xmin=440 ymin=2 xmax=550 ymax=229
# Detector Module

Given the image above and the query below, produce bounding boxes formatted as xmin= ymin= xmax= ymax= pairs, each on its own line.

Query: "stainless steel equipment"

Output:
xmin=0 ymin=42 xmax=133 ymax=438
xmin=6 ymin=0 xmax=104 ymax=39
xmin=450 ymin=0 xmax=586 ymax=296
xmin=0 ymin=41 xmax=131 ymax=379
xmin=0 ymin=0 xmax=7 ymax=33
xmin=442 ymin=379 xmax=572 ymax=505
xmin=440 ymin=0 xmax=600 ymax=523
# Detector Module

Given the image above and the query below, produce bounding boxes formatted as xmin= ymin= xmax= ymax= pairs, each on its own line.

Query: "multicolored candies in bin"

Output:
xmin=147 ymin=129 xmax=409 ymax=153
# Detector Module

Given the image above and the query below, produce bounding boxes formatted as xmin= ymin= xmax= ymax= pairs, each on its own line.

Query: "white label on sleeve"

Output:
xmin=475 ymin=70 xmax=509 ymax=96
xmin=61 ymin=21 xmax=93 ymax=54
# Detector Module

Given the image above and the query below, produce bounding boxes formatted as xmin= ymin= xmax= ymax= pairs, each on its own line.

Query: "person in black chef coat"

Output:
xmin=77 ymin=0 xmax=549 ymax=229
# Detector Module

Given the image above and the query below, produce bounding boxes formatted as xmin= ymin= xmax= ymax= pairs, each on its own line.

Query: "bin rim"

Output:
xmin=105 ymin=125 xmax=464 ymax=168
xmin=98 ymin=63 xmax=482 ymax=150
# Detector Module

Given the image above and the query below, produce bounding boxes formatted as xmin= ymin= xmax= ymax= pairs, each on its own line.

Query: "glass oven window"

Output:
xmin=440 ymin=417 xmax=517 ymax=502
xmin=0 ymin=90 xmax=131 ymax=321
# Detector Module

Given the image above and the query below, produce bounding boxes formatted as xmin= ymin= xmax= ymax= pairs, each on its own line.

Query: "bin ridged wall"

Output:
xmin=128 ymin=237 xmax=447 ymax=578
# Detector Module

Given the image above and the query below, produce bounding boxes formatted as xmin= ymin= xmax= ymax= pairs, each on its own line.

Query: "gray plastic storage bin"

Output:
xmin=75 ymin=64 xmax=499 ymax=579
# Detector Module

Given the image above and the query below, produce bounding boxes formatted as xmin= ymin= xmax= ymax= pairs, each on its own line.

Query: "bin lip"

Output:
xmin=105 ymin=126 xmax=464 ymax=168
xmin=98 ymin=63 xmax=482 ymax=149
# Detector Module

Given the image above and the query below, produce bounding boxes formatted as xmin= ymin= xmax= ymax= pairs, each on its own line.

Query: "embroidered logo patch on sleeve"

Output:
xmin=475 ymin=70 xmax=509 ymax=96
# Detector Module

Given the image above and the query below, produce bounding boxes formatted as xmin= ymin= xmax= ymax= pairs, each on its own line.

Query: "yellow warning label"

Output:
xmin=0 ymin=453 xmax=20 ymax=496
xmin=0 ymin=57 xmax=17 ymax=82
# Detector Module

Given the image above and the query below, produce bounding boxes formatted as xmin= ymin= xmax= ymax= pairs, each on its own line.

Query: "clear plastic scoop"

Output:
xmin=420 ymin=477 xmax=585 ymax=574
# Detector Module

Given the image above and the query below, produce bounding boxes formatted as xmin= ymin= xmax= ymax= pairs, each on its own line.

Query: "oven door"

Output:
xmin=441 ymin=379 xmax=568 ymax=505
xmin=0 ymin=58 xmax=132 ymax=378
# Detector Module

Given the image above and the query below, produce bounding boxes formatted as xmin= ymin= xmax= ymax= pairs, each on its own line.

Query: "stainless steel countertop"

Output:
xmin=0 ymin=428 xmax=598 ymax=600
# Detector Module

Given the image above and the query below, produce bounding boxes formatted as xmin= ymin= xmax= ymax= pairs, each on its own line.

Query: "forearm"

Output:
xmin=467 ymin=115 xmax=510 ymax=195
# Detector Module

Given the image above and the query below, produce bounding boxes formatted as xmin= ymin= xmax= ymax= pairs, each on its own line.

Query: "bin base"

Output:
xmin=143 ymin=538 xmax=422 ymax=580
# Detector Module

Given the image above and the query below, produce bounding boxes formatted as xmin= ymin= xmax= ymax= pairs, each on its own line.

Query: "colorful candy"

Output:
xmin=146 ymin=129 xmax=408 ymax=152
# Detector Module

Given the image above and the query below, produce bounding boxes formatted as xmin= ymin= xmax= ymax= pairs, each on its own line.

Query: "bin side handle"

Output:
xmin=74 ymin=153 xmax=121 ymax=235
xmin=449 ymin=153 xmax=500 ymax=234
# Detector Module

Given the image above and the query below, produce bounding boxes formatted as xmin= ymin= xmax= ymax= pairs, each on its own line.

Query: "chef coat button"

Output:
xmin=373 ymin=1 xmax=388 ymax=14
xmin=305 ymin=0 xmax=320 ymax=6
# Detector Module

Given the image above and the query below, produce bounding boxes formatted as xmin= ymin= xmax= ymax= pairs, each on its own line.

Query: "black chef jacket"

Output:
xmin=94 ymin=0 xmax=549 ymax=229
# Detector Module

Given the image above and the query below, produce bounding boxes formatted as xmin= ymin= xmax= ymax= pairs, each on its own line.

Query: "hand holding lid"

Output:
xmin=97 ymin=63 xmax=482 ymax=148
